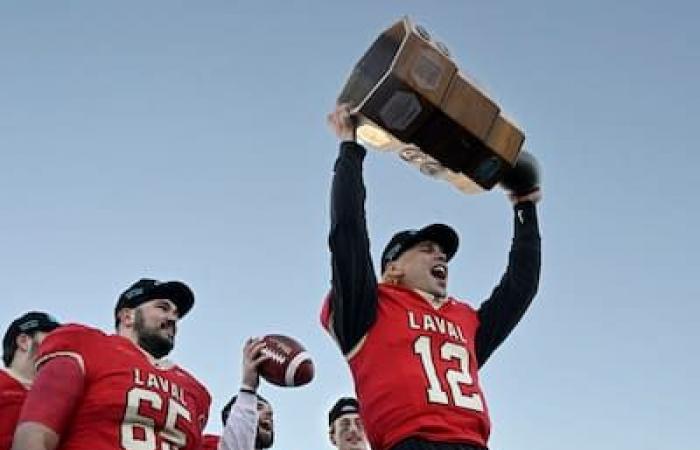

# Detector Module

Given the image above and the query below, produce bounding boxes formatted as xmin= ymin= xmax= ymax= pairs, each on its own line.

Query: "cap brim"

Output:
xmin=149 ymin=282 xmax=195 ymax=318
xmin=410 ymin=224 xmax=459 ymax=261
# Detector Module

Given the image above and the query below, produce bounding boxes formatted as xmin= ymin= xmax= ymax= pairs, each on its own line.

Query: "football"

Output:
xmin=259 ymin=334 xmax=314 ymax=387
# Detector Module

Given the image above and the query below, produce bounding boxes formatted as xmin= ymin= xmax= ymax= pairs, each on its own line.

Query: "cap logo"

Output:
xmin=19 ymin=319 xmax=40 ymax=331
xmin=124 ymin=287 xmax=144 ymax=300
xmin=340 ymin=405 xmax=357 ymax=413
xmin=384 ymin=231 xmax=418 ymax=263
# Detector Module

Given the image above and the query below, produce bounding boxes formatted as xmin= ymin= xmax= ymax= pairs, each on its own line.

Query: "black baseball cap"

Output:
xmin=2 ymin=311 xmax=60 ymax=367
xmin=380 ymin=223 xmax=459 ymax=273
xmin=328 ymin=397 xmax=360 ymax=425
xmin=115 ymin=278 xmax=195 ymax=320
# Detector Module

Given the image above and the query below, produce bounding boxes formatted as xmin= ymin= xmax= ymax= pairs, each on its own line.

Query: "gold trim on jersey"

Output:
xmin=36 ymin=351 xmax=86 ymax=374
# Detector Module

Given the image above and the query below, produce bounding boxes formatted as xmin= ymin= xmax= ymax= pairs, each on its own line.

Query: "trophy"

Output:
xmin=338 ymin=17 xmax=533 ymax=194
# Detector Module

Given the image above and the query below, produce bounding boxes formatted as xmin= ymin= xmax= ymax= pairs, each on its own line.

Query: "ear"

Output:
xmin=118 ymin=308 xmax=135 ymax=328
xmin=329 ymin=425 xmax=337 ymax=446
xmin=15 ymin=333 xmax=32 ymax=352
xmin=384 ymin=261 xmax=404 ymax=281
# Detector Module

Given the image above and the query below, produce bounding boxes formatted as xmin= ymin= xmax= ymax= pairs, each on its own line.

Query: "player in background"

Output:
xmin=217 ymin=393 xmax=273 ymax=450
xmin=327 ymin=398 xmax=368 ymax=450
xmin=1 ymin=312 xmax=60 ymax=450
xmin=12 ymin=278 xmax=211 ymax=450
xmin=201 ymin=338 xmax=272 ymax=450
xmin=321 ymin=104 xmax=542 ymax=450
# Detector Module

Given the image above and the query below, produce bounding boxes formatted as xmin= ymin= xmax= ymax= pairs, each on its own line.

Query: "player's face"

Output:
xmin=16 ymin=331 xmax=49 ymax=374
xmin=330 ymin=413 xmax=368 ymax=450
xmin=134 ymin=299 xmax=179 ymax=359
xmin=394 ymin=240 xmax=448 ymax=298
xmin=28 ymin=331 xmax=48 ymax=358
xmin=255 ymin=400 xmax=274 ymax=449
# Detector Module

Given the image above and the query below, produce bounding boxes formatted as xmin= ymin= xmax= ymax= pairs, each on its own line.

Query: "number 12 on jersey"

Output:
xmin=413 ymin=335 xmax=484 ymax=411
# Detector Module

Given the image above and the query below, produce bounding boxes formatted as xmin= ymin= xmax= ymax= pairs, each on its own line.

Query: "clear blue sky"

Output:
xmin=1 ymin=1 xmax=698 ymax=449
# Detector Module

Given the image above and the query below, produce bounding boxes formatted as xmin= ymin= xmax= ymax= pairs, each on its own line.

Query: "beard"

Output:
xmin=255 ymin=429 xmax=274 ymax=449
xmin=134 ymin=309 xmax=174 ymax=359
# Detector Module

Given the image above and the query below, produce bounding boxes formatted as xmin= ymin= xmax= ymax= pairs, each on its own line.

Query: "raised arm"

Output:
xmin=218 ymin=338 xmax=269 ymax=450
xmin=475 ymin=190 xmax=542 ymax=367
xmin=326 ymin=104 xmax=379 ymax=356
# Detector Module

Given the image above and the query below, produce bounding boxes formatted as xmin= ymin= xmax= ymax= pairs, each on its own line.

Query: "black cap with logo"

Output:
xmin=115 ymin=278 xmax=195 ymax=321
xmin=328 ymin=397 xmax=360 ymax=426
xmin=380 ymin=223 xmax=459 ymax=273
xmin=2 ymin=311 xmax=61 ymax=367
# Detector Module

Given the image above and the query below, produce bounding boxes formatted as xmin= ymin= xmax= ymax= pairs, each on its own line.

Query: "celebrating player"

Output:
xmin=1 ymin=312 xmax=60 ymax=450
xmin=217 ymin=393 xmax=274 ymax=450
xmin=12 ymin=278 xmax=211 ymax=450
xmin=321 ymin=104 xmax=542 ymax=450
xmin=327 ymin=398 xmax=368 ymax=450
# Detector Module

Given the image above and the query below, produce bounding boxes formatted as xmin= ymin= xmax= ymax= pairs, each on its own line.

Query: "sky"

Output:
xmin=1 ymin=1 xmax=698 ymax=449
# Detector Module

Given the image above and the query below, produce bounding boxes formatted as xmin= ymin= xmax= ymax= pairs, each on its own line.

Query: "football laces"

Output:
xmin=261 ymin=347 xmax=286 ymax=364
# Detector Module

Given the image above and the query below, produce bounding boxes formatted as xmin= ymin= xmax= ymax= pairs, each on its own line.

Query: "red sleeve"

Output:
xmin=320 ymin=293 xmax=332 ymax=331
xmin=36 ymin=324 xmax=102 ymax=374
xmin=0 ymin=396 xmax=24 ymax=450
xmin=200 ymin=434 xmax=220 ymax=450
xmin=18 ymin=356 xmax=85 ymax=434
xmin=0 ymin=372 xmax=27 ymax=449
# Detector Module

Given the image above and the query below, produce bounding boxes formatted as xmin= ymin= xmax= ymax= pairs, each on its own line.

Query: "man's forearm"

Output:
xmin=475 ymin=201 xmax=542 ymax=366
xmin=329 ymin=141 xmax=379 ymax=355
xmin=219 ymin=392 xmax=258 ymax=450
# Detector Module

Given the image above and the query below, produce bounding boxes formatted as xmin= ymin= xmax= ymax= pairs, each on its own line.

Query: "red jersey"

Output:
xmin=0 ymin=369 xmax=30 ymax=450
xmin=322 ymin=284 xmax=490 ymax=450
xmin=200 ymin=434 xmax=219 ymax=450
xmin=36 ymin=324 xmax=211 ymax=450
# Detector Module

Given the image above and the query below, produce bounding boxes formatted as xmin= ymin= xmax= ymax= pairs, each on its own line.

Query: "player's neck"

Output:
xmin=117 ymin=328 xmax=174 ymax=368
xmin=118 ymin=328 xmax=156 ymax=363
xmin=413 ymin=288 xmax=448 ymax=308
xmin=6 ymin=361 xmax=34 ymax=387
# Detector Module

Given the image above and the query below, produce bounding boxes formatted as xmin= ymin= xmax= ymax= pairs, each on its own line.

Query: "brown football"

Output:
xmin=259 ymin=334 xmax=314 ymax=387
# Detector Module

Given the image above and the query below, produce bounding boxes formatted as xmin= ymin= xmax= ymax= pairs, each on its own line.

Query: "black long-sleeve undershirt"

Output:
xmin=328 ymin=141 xmax=541 ymax=366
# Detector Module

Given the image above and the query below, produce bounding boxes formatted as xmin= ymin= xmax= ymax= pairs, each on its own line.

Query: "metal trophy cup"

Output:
xmin=338 ymin=17 xmax=525 ymax=194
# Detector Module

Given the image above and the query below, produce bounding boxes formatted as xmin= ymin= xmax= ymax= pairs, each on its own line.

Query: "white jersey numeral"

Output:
xmin=120 ymin=387 xmax=191 ymax=450
xmin=413 ymin=335 xmax=484 ymax=411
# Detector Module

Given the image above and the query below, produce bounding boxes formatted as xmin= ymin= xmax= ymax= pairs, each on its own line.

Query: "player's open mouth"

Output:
xmin=430 ymin=264 xmax=447 ymax=280
xmin=259 ymin=420 xmax=273 ymax=431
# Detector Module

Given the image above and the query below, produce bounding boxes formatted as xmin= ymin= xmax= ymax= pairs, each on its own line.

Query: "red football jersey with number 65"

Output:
xmin=36 ymin=324 xmax=211 ymax=450
xmin=322 ymin=284 xmax=490 ymax=450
